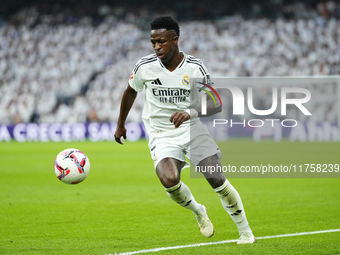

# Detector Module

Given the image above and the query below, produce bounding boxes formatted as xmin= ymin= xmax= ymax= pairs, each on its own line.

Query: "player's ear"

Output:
xmin=173 ymin=36 xmax=179 ymax=45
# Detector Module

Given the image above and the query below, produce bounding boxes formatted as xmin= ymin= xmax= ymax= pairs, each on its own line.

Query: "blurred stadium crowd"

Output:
xmin=0 ymin=0 xmax=339 ymax=124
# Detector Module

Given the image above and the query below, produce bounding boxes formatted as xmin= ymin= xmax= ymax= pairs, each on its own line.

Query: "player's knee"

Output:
xmin=157 ymin=168 xmax=180 ymax=188
xmin=156 ymin=158 xmax=181 ymax=188
xmin=158 ymin=172 xmax=180 ymax=188
xmin=206 ymin=177 xmax=225 ymax=189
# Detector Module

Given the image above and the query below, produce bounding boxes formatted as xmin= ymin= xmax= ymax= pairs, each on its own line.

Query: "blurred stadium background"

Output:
xmin=0 ymin=0 xmax=339 ymax=142
xmin=1 ymin=2 xmax=340 ymax=255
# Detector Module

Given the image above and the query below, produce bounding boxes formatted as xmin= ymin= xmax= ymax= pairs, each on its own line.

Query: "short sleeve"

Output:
xmin=195 ymin=60 xmax=215 ymax=95
xmin=128 ymin=64 xmax=144 ymax=92
xmin=200 ymin=61 xmax=213 ymax=87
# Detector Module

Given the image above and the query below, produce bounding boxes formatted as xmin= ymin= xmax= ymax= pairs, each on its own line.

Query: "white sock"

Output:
xmin=214 ymin=179 xmax=252 ymax=235
xmin=165 ymin=181 xmax=202 ymax=215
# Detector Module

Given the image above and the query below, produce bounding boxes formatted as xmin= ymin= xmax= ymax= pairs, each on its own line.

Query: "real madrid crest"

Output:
xmin=182 ymin=75 xmax=190 ymax=86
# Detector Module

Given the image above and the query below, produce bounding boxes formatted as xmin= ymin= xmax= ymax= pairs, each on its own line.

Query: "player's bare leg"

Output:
xmin=156 ymin=157 xmax=214 ymax=237
xmin=198 ymin=154 xmax=255 ymax=244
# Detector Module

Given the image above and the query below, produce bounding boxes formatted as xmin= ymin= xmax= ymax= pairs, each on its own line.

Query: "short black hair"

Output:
xmin=150 ymin=16 xmax=180 ymax=37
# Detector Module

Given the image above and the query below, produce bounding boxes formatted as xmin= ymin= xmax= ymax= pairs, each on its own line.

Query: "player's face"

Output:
xmin=150 ymin=29 xmax=178 ymax=66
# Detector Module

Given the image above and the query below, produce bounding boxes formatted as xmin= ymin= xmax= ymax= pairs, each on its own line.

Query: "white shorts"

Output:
xmin=148 ymin=121 xmax=222 ymax=170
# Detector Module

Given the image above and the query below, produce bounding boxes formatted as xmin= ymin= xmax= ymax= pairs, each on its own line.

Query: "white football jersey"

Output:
xmin=129 ymin=52 xmax=210 ymax=136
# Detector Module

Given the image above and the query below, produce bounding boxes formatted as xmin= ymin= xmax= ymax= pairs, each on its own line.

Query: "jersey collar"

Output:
xmin=157 ymin=51 xmax=187 ymax=72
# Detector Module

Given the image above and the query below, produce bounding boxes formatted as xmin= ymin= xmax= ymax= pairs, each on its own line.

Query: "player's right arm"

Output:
xmin=114 ymin=84 xmax=137 ymax=145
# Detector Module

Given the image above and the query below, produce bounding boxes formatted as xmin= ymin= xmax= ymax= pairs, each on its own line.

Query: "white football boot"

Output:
xmin=237 ymin=232 xmax=256 ymax=244
xmin=194 ymin=205 xmax=214 ymax=238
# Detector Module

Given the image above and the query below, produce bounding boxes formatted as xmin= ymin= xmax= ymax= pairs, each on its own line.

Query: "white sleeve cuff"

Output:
xmin=185 ymin=109 xmax=198 ymax=118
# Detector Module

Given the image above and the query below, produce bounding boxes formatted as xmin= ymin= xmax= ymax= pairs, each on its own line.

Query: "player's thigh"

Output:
xmin=186 ymin=123 xmax=225 ymax=188
xmin=186 ymin=124 xmax=222 ymax=167
xmin=149 ymin=136 xmax=187 ymax=169
xmin=149 ymin=137 xmax=187 ymax=188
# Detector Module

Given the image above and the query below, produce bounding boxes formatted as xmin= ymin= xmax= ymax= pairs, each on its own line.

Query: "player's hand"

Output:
xmin=114 ymin=125 xmax=127 ymax=145
xmin=170 ymin=111 xmax=190 ymax=128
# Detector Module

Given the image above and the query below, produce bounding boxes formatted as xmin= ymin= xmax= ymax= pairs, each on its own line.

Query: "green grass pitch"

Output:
xmin=0 ymin=140 xmax=339 ymax=255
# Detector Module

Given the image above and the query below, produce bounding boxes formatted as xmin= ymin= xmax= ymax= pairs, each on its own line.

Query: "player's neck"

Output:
xmin=165 ymin=52 xmax=183 ymax=72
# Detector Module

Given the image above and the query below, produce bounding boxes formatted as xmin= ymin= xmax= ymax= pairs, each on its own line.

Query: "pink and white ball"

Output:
xmin=54 ymin=148 xmax=90 ymax=184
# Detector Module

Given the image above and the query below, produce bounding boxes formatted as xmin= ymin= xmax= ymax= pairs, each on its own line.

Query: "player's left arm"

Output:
xmin=195 ymin=68 xmax=222 ymax=117
xmin=170 ymin=93 xmax=221 ymax=128
xmin=171 ymin=62 xmax=221 ymax=128
xmin=195 ymin=91 xmax=222 ymax=117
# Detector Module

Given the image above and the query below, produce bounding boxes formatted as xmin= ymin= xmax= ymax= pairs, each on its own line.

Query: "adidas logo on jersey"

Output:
xmin=151 ymin=78 xmax=162 ymax=85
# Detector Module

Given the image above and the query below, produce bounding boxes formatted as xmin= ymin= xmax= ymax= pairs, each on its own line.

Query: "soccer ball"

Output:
xmin=54 ymin=148 xmax=90 ymax=184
